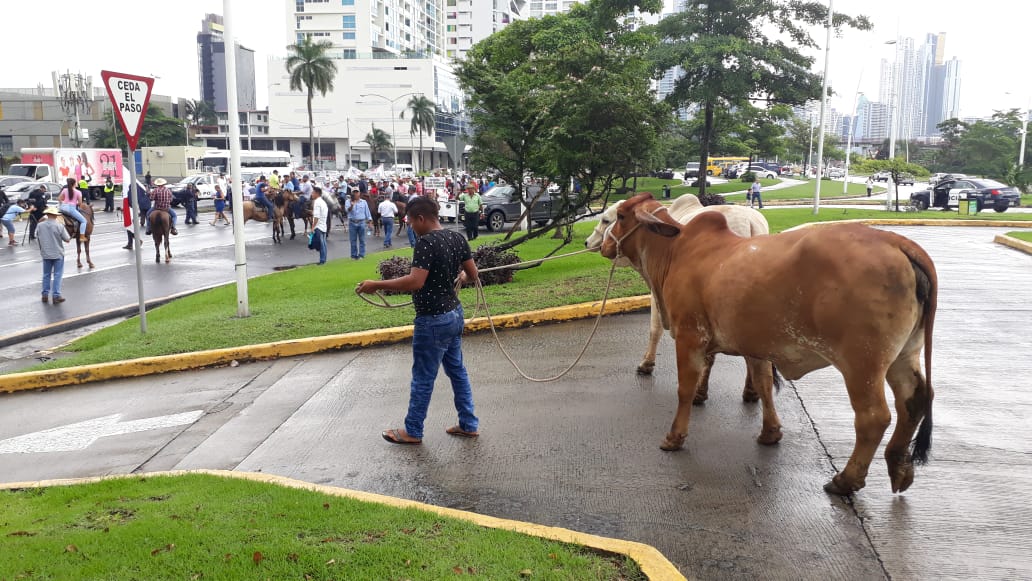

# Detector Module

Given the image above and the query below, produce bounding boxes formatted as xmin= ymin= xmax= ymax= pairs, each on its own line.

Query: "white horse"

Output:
xmin=585 ymin=194 xmax=769 ymax=403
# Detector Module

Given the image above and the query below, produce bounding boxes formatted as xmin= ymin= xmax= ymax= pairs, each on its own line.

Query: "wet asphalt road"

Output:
xmin=1 ymin=225 xmax=1031 ymax=579
xmin=0 ymin=204 xmax=469 ymax=340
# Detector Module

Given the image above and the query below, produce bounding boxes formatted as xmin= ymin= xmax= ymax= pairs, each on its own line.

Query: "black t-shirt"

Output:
xmin=411 ymin=229 xmax=472 ymax=316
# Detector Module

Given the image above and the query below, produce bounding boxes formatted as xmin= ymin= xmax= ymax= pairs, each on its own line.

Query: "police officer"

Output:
xmin=103 ymin=177 xmax=116 ymax=212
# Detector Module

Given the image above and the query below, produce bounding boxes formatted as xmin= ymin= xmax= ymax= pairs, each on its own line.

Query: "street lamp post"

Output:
xmin=359 ymin=92 xmax=422 ymax=168
xmin=885 ymin=38 xmax=901 ymax=211
xmin=812 ymin=0 xmax=833 ymax=214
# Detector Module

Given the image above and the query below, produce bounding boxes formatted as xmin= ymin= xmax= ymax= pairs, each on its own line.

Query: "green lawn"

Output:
xmin=0 ymin=474 xmax=643 ymax=580
xmin=12 ymin=208 xmax=1032 ymax=375
xmin=615 ymin=177 xmax=779 ymax=200
xmin=1021 ymin=194 xmax=1032 ymax=207
xmin=1006 ymin=230 xmax=1032 ymax=242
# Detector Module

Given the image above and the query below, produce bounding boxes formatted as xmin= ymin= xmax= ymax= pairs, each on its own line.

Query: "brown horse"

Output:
xmin=362 ymin=193 xmax=382 ymax=237
xmin=61 ymin=204 xmax=95 ymax=269
xmin=394 ymin=199 xmax=407 ymax=236
xmin=241 ymin=189 xmax=294 ymax=243
xmin=150 ymin=208 xmax=172 ymax=263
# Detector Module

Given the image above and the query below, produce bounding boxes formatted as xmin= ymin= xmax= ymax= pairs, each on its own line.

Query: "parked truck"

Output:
xmin=8 ymin=148 xmax=125 ymax=200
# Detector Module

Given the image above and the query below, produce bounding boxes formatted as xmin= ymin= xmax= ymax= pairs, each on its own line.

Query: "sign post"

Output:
xmin=101 ymin=70 xmax=154 ymax=333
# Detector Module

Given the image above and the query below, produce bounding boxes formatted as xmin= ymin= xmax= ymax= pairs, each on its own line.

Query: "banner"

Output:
xmin=21 ymin=149 xmax=124 ymax=185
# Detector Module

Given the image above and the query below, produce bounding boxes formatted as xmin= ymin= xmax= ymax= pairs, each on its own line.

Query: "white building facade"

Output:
xmin=445 ymin=0 xmax=526 ymax=61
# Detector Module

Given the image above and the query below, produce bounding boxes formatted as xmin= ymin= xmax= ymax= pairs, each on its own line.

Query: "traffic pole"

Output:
xmin=127 ymin=150 xmax=146 ymax=333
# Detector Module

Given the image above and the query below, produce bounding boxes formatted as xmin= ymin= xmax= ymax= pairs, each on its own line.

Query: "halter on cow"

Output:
xmin=600 ymin=193 xmax=937 ymax=495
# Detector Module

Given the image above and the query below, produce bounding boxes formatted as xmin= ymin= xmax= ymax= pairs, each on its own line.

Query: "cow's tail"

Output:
xmin=771 ymin=364 xmax=782 ymax=394
xmin=902 ymin=241 xmax=937 ymax=465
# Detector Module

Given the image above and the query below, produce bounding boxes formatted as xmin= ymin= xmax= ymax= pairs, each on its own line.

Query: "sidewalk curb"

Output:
xmin=0 ymin=296 xmax=652 ymax=394
xmin=0 ymin=469 xmax=686 ymax=581
xmin=994 ymin=233 xmax=1032 ymax=255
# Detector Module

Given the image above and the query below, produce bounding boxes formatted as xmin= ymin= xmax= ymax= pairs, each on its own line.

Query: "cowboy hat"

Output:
xmin=153 ymin=177 xmax=168 ymax=186
xmin=44 ymin=206 xmax=61 ymax=215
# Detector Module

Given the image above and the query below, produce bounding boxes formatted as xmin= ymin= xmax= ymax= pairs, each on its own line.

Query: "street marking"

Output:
xmin=0 ymin=410 xmax=203 ymax=454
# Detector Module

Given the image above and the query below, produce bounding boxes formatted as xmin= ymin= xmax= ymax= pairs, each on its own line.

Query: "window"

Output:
xmin=342 ymin=14 xmax=356 ymax=28
xmin=342 ymin=49 xmax=356 ymax=59
xmin=0 ymin=135 xmax=12 ymax=156
xmin=342 ymin=0 xmax=354 ymax=4
xmin=295 ymin=0 xmax=304 ymax=12
xmin=343 ymin=31 xmax=355 ymax=39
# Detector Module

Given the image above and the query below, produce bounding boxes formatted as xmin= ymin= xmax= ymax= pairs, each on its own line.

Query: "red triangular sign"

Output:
xmin=100 ymin=70 xmax=155 ymax=151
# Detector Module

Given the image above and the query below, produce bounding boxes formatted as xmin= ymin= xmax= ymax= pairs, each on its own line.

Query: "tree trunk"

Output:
xmin=307 ymin=88 xmax=315 ymax=170
xmin=699 ymin=102 xmax=713 ymax=196
xmin=418 ymin=130 xmax=423 ymax=174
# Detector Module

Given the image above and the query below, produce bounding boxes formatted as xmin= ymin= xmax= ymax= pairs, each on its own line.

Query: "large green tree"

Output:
xmin=456 ymin=0 xmax=665 ymax=247
xmin=400 ymin=95 xmax=436 ymax=173
xmin=650 ymin=0 xmax=871 ymax=194
xmin=184 ymin=99 xmax=217 ymax=128
xmin=286 ymin=37 xmax=338 ymax=168
xmin=91 ymin=106 xmax=186 ymax=151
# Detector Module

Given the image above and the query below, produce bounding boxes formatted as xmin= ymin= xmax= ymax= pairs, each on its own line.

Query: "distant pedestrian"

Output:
xmin=37 ymin=206 xmax=70 ymax=304
xmin=144 ymin=171 xmax=152 ymax=189
xmin=211 ymin=184 xmax=230 ymax=226
xmin=3 ymin=200 xmax=28 ymax=246
xmin=311 ymin=186 xmax=329 ymax=265
xmin=750 ymin=179 xmax=763 ymax=209
xmin=378 ymin=196 xmax=397 ymax=248
xmin=185 ymin=183 xmax=200 ymax=225
xmin=356 ymin=196 xmax=480 ymax=445
xmin=866 ymin=177 xmax=874 ymax=197
xmin=27 ymin=185 xmax=47 ymax=240
xmin=344 ymin=189 xmax=372 ymax=259
xmin=121 ymin=194 xmax=135 ymax=250
xmin=458 ymin=186 xmax=481 ymax=241
xmin=103 ymin=177 xmax=115 ymax=212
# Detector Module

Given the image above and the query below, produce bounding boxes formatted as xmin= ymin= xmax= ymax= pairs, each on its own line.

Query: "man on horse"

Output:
xmin=145 ymin=178 xmax=178 ymax=236
xmin=57 ymin=178 xmax=89 ymax=242
xmin=252 ymin=175 xmax=276 ymax=221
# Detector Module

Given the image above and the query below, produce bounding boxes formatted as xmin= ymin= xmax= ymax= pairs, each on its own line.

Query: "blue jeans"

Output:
xmin=381 ymin=217 xmax=394 ymax=247
xmin=405 ymin=305 xmax=477 ymax=439
xmin=42 ymin=257 xmax=65 ymax=298
xmin=750 ymin=192 xmax=763 ymax=209
xmin=407 ymin=222 xmax=417 ymax=247
xmin=146 ymin=207 xmax=178 ymax=227
xmin=60 ymin=203 xmax=87 ymax=235
xmin=313 ymin=228 xmax=327 ymax=264
xmin=349 ymin=220 xmax=366 ymax=258
xmin=255 ymin=196 xmax=275 ymax=218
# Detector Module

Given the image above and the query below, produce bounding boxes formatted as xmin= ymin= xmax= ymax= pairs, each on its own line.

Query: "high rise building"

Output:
xmin=197 ymin=14 xmax=257 ymax=113
xmin=878 ymin=33 xmax=962 ymax=138
xmin=526 ymin=0 xmax=581 ymax=18
xmin=445 ymin=0 xmax=526 ymax=61
xmin=287 ymin=0 xmax=445 ymax=58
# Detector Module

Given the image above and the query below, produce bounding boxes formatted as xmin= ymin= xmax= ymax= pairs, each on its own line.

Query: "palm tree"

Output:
xmin=365 ymin=125 xmax=393 ymax=165
xmin=184 ymin=99 xmax=217 ymax=128
xmin=285 ymin=37 xmax=338 ymax=168
xmin=400 ymin=95 xmax=436 ymax=173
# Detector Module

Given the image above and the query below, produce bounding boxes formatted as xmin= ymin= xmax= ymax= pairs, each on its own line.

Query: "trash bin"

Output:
xmin=958 ymin=197 xmax=972 ymax=215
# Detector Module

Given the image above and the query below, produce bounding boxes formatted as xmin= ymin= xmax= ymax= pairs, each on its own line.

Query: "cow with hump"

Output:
xmin=585 ymin=194 xmax=769 ymax=404
xmin=599 ymin=192 xmax=937 ymax=495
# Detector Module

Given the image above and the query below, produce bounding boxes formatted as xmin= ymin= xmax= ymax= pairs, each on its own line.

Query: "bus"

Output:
xmin=199 ymin=150 xmax=292 ymax=178
xmin=709 ymin=156 xmax=750 ymax=174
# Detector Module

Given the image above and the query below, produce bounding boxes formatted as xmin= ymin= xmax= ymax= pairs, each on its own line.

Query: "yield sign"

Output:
xmin=100 ymin=70 xmax=154 ymax=150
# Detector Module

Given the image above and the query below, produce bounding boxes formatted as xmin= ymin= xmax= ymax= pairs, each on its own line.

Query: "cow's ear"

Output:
xmin=635 ymin=206 xmax=680 ymax=238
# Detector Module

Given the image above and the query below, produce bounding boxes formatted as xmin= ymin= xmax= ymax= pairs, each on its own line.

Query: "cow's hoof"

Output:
xmin=636 ymin=362 xmax=655 ymax=375
xmin=823 ymin=474 xmax=862 ymax=496
xmin=660 ymin=433 xmax=685 ymax=451
xmin=692 ymin=393 xmax=708 ymax=406
xmin=887 ymin=455 xmax=915 ymax=493
xmin=88 ymin=262 xmax=95 ymax=269
xmin=742 ymin=389 xmax=760 ymax=403
xmin=756 ymin=426 xmax=783 ymax=445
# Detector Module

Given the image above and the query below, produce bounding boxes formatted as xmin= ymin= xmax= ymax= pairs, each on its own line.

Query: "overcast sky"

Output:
xmin=3 ymin=1 xmax=1029 ymax=119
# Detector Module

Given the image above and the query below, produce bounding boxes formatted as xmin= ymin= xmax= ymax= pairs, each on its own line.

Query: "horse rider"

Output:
xmin=144 ymin=177 xmax=178 ymax=236
xmin=252 ymin=175 xmax=276 ymax=220
xmin=57 ymin=177 xmax=89 ymax=242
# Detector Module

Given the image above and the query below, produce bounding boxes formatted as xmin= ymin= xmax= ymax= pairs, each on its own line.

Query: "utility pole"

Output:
xmin=53 ymin=71 xmax=93 ymax=147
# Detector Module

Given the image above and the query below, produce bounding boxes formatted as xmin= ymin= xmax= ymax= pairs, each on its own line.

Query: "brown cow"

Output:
xmin=599 ymin=193 xmax=937 ymax=495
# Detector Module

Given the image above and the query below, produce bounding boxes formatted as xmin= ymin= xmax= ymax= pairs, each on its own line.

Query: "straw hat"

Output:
xmin=153 ymin=177 xmax=168 ymax=186
xmin=44 ymin=206 xmax=61 ymax=215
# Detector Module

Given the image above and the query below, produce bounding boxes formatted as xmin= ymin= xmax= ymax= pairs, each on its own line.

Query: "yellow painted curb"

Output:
xmin=0 ymin=296 xmax=652 ymax=394
xmin=0 ymin=470 xmax=686 ymax=581
xmin=994 ymin=233 xmax=1032 ymax=255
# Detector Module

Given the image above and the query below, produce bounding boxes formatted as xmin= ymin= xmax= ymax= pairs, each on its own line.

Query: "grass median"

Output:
xmin=11 ymin=208 xmax=1032 ymax=376
xmin=613 ymin=177 xmax=779 ymax=199
xmin=1006 ymin=230 xmax=1032 ymax=243
xmin=724 ymin=179 xmax=884 ymax=201
xmin=0 ymin=474 xmax=644 ymax=580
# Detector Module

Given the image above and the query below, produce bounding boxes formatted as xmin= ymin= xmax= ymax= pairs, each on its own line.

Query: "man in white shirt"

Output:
xmin=378 ymin=196 xmax=397 ymax=248
xmin=311 ymin=186 xmax=329 ymax=265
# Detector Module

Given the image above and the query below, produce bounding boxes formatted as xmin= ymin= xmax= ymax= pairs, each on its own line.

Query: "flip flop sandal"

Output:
xmin=382 ymin=428 xmax=421 ymax=445
xmin=446 ymin=425 xmax=479 ymax=438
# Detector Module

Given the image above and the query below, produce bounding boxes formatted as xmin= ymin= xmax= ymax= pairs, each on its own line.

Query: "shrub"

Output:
xmin=740 ymin=171 xmax=756 ymax=183
xmin=468 ymin=243 xmax=521 ymax=287
xmin=376 ymin=243 xmax=521 ymax=293
xmin=696 ymin=192 xmax=725 ymax=206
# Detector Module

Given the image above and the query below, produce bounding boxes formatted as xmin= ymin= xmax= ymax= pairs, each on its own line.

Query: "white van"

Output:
xmin=391 ymin=164 xmax=415 ymax=177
